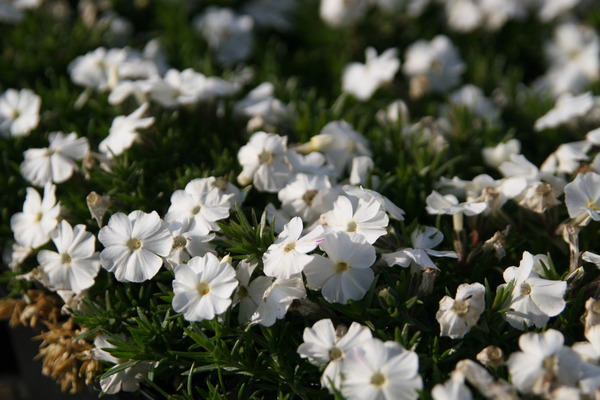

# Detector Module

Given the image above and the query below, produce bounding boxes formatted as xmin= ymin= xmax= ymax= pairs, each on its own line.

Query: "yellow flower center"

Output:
xmin=302 ymin=190 xmax=318 ymax=206
xmin=173 ymin=235 xmax=187 ymax=249
xmin=283 ymin=242 xmax=296 ymax=253
xmin=370 ymin=371 xmax=387 ymax=387
xmin=347 ymin=220 xmax=357 ymax=232
xmin=452 ymin=299 xmax=469 ymax=316
xmin=197 ymin=282 xmax=210 ymax=296
xmin=328 ymin=347 xmax=343 ymax=361
xmin=258 ymin=150 xmax=273 ymax=165
xmin=335 ymin=261 xmax=349 ymax=273
xmin=61 ymin=253 xmax=72 ymax=264
xmin=127 ymin=238 xmax=142 ymax=251
xmin=191 ymin=205 xmax=201 ymax=215
xmin=520 ymin=282 xmax=532 ymax=296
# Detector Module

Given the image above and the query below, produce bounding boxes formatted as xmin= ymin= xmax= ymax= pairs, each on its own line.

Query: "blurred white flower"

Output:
xmin=564 ymin=171 xmax=600 ymax=224
xmin=343 ymin=185 xmax=406 ymax=221
xmin=193 ymin=7 xmax=254 ymax=66
xmin=481 ymin=139 xmax=521 ymax=169
xmin=449 ymin=84 xmax=499 ymax=123
xmin=10 ymin=183 xmax=60 ymax=248
xmin=0 ymin=0 xmax=42 ymax=23
xmin=99 ymin=102 xmax=154 ymax=158
xmin=507 ymin=329 xmax=583 ymax=394
xmin=425 ymin=191 xmax=488 ymax=217
xmin=382 ymin=226 xmax=457 ymax=270
xmin=172 ymin=253 xmax=238 ymax=321
xmin=20 ymin=132 xmax=89 ymax=186
xmin=320 ymin=0 xmax=368 ymax=27
xmin=315 ymin=120 xmax=372 ymax=177
xmin=534 ymin=91 xmax=595 ymax=131
xmin=234 ymin=82 xmax=293 ymax=132
xmin=436 ymin=282 xmax=485 ymax=339
xmin=297 ymin=319 xmax=372 ymax=391
xmin=403 ymin=35 xmax=465 ymax=95
xmin=263 ymin=217 xmax=324 ymax=278
xmin=278 ymin=173 xmax=338 ymax=223
xmin=0 ymin=88 xmax=41 ymax=138
xmin=98 ymin=210 xmax=173 ymax=282
xmin=341 ymin=337 xmax=423 ymax=400
xmin=322 ymin=195 xmax=389 ymax=244
xmin=540 ymin=140 xmax=591 ymax=175
xmin=304 ymin=231 xmax=376 ymax=304
xmin=431 ymin=371 xmax=472 ymax=400
xmin=498 ymin=251 xmax=566 ymax=330
xmin=237 ymin=131 xmax=292 ymax=192
xmin=233 ymin=259 xmax=273 ymax=323
xmin=242 ymin=0 xmax=296 ymax=31
xmin=165 ymin=178 xmax=234 ymax=232
xmin=37 ymin=220 xmax=100 ymax=294
xmin=349 ymin=155 xmax=375 ymax=186
xmin=342 ymin=47 xmax=400 ymax=101
xmin=251 ymin=275 xmax=306 ymax=326
xmin=537 ymin=0 xmax=582 ymax=22
xmin=90 ymin=334 xmax=152 ymax=394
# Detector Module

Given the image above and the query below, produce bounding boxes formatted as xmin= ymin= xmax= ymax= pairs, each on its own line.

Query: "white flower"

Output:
xmin=540 ymin=140 xmax=591 ymax=175
xmin=436 ymin=282 xmax=485 ymax=339
xmin=304 ymin=231 xmax=376 ymax=304
xmin=0 ymin=0 xmax=42 ymax=23
xmin=403 ymin=35 xmax=465 ymax=95
xmin=241 ymin=0 xmax=296 ymax=31
xmin=165 ymin=178 xmax=234 ymax=232
xmin=341 ymin=337 xmax=423 ymax=400
xmin=534 ymin=92 xmax=596 ymax=131
xmin=449 ymin=84 xmax=499 ymax=123
xmin=564 ymin=172 xmax=600 ymax=223
xmin=537 ymin=0 xmax=581 ymax=22
xmin=316 ymin=120 xmax=371 ymax=177
xmin=90 ymin=334 xmax=151 ymax=394
xmin=10 ymin=183 xmax=60 ymax=248
xmin=481 ymin=139 xmax=521 ymax=169
xmin=193 ymin=7 xmax=254 ymax=66
xmin=263 ymin=217 xmax=324 ymax=278
xmin=507 ymin=329 xmax=583 ymax=394
xmin=237 ymin=131 xmax=292 ymax=192
xmin=343 ymin=185 xmax=406 ymax=221
xmin=164 ymin=219 xmax=216 ymax=270
xmin=233 ymin=259 xmax=274 ymax=323
xmin=342 ymin=47 xmax=400 ymax=101
xmin=322 ymin=195 xmax=389 ymax=244
xmin=98 ymin=210 xmax=173 ymax=282
xmin=99 ymin=102 xmax=155 ymax=158
xmin=498 ymin=251 xmax=567 ymax=330
xmin=278 ymin=173 xmax=338 ymax=224
xmin=0 ymin=88 xmax=41 ymax=138
xmin=234 ymin=82 xmax=293 ymax=132
xmin=172 ymin=253 xmax=238 ymax=321
xmin=297 ymin=319 xmax=373 ymax=391
xmin=20 ymin=132 xmax=89 ymax=186
xmin=349 ymin=155 xmax=375 ymax=186
xmin=319 ymin=0 xmax=368 ymax=27
xmin=37 ymin=220 xmax=100 ymax=294
xmin=251 ymin=275 xmax=306 ymax=327
xmin=425 ymin=191 xmax=488 ymax=217
xmin=431 ymin=372 xmax=472 ymax=400
xmin=382 ymin=226 xmax=458 ymax=270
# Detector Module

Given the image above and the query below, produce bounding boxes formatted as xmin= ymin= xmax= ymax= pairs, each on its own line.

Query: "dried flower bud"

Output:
xmin=418 ymin=267 xmax=440 ymax=297
xmin=477 ymin=345 xmax=505 ymax=368
xmin=584 ymin=297 xmax=600 ymax=333
xmin=518 ymin=183 xmax=561 ymax=214
xmin=482 ymin=227 xmax=509 ymax=260
xmin=86 ymin=191 xmax=110 ymax=227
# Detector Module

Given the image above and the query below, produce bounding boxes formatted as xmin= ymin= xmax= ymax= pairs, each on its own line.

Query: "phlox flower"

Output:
xmin=431 ymin=372 xmax=472 ymax=400
xmin=297 ymin=319 xmax=372 ymax=391
xmin=20 ymin=131 xmax=89 ymax=186
xmin=564 ymin=172 xmax=600 ymax=224
xmin=322 ymin=195 xmax=389 ymax=244
xmin=262 ymin=217 xmax=324 ymax=278
xmin=286 ymin=150 xmax=336 ymax=178
xmin=304 ymin=231 xmax=376 ymax=304
xmin=241 ymin=0 xmax=296 ymax=31
xmin=165 ymin=178 xmax=234 ymax=232
xmin=234 ymin=82 xmax=293 ymax=132
xmin=518 ymin=182 xmax=561 ymax=214
xmin=540 ymin=140 xmax=591 ymax=175
xmin=507 ymin=329 xmax=584 ymax=394
xmin=315 ymin=120 xmax=371 ymax=177
xmin=0 ymin=0 xmax=41 ymax=23
xmin=449 ymin=84 xmax=499 ymax=124
xmin=98 ymin=210 xmax=172 ymax=282
xmin=193 ymin=7 xmax=254 ymax=66
xmin=341 ymin=337 xmax=423 ymax=400
xmin=537 ymin=0 xmax=581 ymax=22
xmin=498 ymin=154 xmax=566 ymax=192
xmin=425 ymin=191 xmax=488 ymax=221
xmin=382 ymin=226 xmax=457 ymax=270
xmin=319 ymin=0 xmax=368 ymax=27
xmin=498 ymin=251 xmax=567 ymax=330
xmin=349 ymin=155 xmax=375 ymax=186
xmin=10 ymin=183 xmax=60 ymax=248
xmin=534 ymin=91 xmax=596 ymax=131
xmin=343 ymin=185 xmax=406 ymax=221
xmin=237 ymin=131 xmax=292 ymax=192
xmin=0 ymin=88 xmax=41 ymax=138
xmin=436 ymin=282 xmax=485 ymax=339
xmin=172 ymin=253 xmax=238 ymax=321
xmin=342 ymin=47 xmax=400 ymax=101
xmin=37 ymin=220 xmax=100 ymax=294
xmin=278 ymin=173 xmax=338 ymax=223
xmin=99 ymin=102 xmax=155 ymax=158
xmin=403 ymin=35 xmax=465 ymax=95
xmin=481 ymin=139 xmax=521 ymax=169
xmin=163 ymin=219 xmax=216 ymax=270
xmin=251 ymin=275 xmax=306 ymax=327
xmin=90 ymin=334 xmax=152 ymax=394
xmin=233 ymin=260 xmax=274 ymax=323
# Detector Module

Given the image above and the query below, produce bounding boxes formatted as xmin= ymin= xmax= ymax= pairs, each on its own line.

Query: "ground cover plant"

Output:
xmin=2 ymin=0 xmax=600 ymax=399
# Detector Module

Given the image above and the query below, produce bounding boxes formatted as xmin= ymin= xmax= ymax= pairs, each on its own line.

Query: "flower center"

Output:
xmin=10 ymin=108 xmax=21 ymax=119
xmin=283 ymin=242 xmax=296 ymax=253
xmin=520 ymin=282 xmax=532 ymax=296
xmin=191 ymin=205 xmax=201 ymax=215
xmin=173 ymin=235 xmax=187 ymax=249
xmin=237 ymin=285 xmax=248 ymax=298
xmin=302 ymin=190 xmax=318 ymax=206
xmin=258 ymin=150 xmax=273 ymax=165
xmin=452 ymin=299 xmax=469 ymax=316
xmin=592 ymin=300 xmax=600 ymax=315
xmin=335 ymin=261 xmax=349 ymax=273
xmin=35 ymin=212 xmax=43 ymax=222
xmin=347 ymin=220 xmax=357 ymax=232
xmin=61 ymin=253 xmax=72 ymax=264
xmin=542 ymin=355 xmax=558 ymax=373
xmin=370 ymin=371 xmax=387 ymax=387
xmin=127 ymin=238 xmax=142 ymax=251
xmin=197 ymin=282 xmax=210 ymax=296
xmin=328 ymin=347 xmax=343 ymax=361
